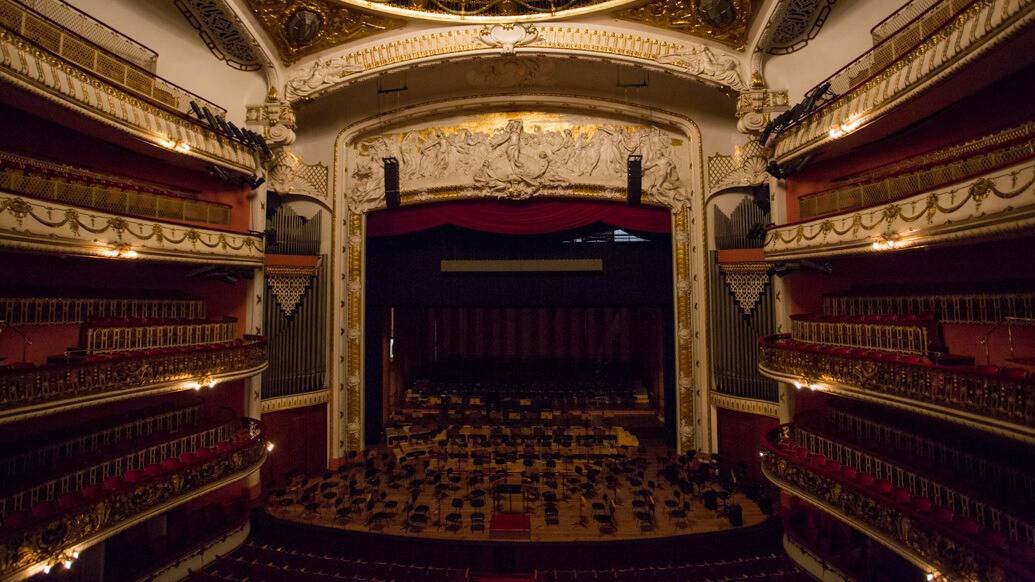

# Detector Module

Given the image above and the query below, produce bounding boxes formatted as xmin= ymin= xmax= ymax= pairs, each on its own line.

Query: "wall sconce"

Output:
xmin=159 ymin=137 xmax=191 ymax=153
xmin=99 ymin=243 xmax=139 ymax=258
xmin=871 ymin=234 xmax=905 ymax=251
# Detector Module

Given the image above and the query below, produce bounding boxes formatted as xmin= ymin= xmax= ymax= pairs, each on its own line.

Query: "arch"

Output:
xmin=328 ymin=95 xmax=714 ymax=461
xmin=284 ymin=23 xmax=748 ymax=102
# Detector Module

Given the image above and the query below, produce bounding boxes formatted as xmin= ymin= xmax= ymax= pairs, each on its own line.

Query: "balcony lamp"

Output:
xmin=266 ymin=441 xmax=276 ymax=452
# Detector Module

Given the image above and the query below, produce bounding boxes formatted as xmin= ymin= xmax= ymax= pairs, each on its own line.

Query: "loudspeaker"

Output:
xmin=383 ymin=157 xmax=400 ymax=209
xmin=627 ymin=155 xmax=642 ymax=207
xmin=728 ymin=504 xmax=743 ymax=527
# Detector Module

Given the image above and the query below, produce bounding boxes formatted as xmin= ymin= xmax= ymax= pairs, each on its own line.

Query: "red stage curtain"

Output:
xmin=366 ymin=199 xmax=671 ymax=236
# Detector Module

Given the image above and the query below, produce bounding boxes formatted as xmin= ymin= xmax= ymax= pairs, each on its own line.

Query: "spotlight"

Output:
xmin=189 ymin=100 xmax=206 ymax=121
xmin=226 ymin=121 xmax=247 ymax=142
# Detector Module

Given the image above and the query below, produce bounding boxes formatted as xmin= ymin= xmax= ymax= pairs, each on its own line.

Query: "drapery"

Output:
xmin=366 ymin=199 xmax=671 ymax=237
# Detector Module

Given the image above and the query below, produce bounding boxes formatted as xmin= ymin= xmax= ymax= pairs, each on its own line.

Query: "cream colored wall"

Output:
xmin=764 ymin=0 xmax=906 ymax=102
xmin=66 ymin=0 xmax=267 ymax=125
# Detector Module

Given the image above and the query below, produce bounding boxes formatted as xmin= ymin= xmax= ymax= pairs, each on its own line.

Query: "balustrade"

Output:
xmin=0 ymin=295 xmax=207 ymax=326
xmin=823 ymin=291 xmax=1035 ymax=325
xmin=82 ymin=318 xmax=238 ymax=354
xmin=789 ymin=316 xmax=933 ymax=355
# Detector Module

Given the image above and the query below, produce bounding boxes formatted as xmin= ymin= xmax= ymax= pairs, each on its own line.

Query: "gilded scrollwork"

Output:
xmin=614 ymin=0 xmax=756 ymax=50
xmin=765 ymin=162 xmax=1035 ymax=259
xmin=0 ymin=425 xmax=266 ymax=579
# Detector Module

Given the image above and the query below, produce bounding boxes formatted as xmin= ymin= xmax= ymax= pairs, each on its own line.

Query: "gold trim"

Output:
xmin=614 ymin=0 xmax=756 ymax=50
xmin=710 ymin=392 xmax=779 ymax=417
xmin=328 ymin=0 xmax=640 ymax=23
xmin=261 ymin=388 xmax=330 ymax=413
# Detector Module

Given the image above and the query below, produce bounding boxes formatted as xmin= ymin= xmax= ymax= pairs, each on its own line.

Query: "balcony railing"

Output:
xmin=0 ymin=417 xmax=265 ymax=580
xmin=0 ymin=0 xmax=222 ymax=115
xmin=758 ymin=335 xmax=1035 ymax=443
xmin=0 ymin=407 xmax=238 ymax=521
xmin=771 ymin=0 xmax=1033 ymax=162
xmin=823 ymin=290 xmax=1035 ymax=325
xmin=761 ymin=427 xmax=1035 ymax=582
xmin=19 ymin=0 xmax=157 ymax=71
xmin=82 ymin=318 xmax=238 ymax=354
xmin=1 ymin=401 xmax=204 ymax=478
xmin=798 ymin=122 xmax=1035 ymax=220
xmin=0 ymin=295 xmax=207 ymax=326
xmin=870 ymin=0 xmax=942 ymax=43
xmin=790 ymin=315 xmax=933 ymax=355
xmin=0 ymin=339 xmax=266 ymax=422
xmin=0 ymin=151 xmax=234 ymax=227
xmin=793 ymin=422 xmax=1035 ymax=550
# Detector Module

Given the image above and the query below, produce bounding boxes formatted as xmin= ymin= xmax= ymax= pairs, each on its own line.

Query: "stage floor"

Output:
xmin=267 ymin=452 xmax=765 ymax=542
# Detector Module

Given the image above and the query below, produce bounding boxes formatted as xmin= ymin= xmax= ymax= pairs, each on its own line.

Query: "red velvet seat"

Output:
xmin=912 ymin=497 xmax=932 ymax=513
xmin=933 ymin=507 xmax=954 ymax=523
xmin=124 ymin=469 xmax=145 ymax=483
xmin=31 ymin=500 xmax=56 ymax=519
xmin=145 ymin=463 xmax=164 ymax=477
xmin=179 ymin=452 xmax=198 ymax=465
xmin=103 ymin=476 xmax=124 ymax=491
xmin=162 ymin=457 xmax=183 ymax=471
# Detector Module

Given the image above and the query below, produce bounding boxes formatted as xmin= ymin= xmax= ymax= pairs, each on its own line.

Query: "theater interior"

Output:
xmin=0 ymin=0 xmax=1033 ymax=580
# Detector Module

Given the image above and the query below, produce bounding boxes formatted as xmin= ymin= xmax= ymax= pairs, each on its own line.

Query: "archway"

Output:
xmin=328 ymin=96 xmax=712 ymax=461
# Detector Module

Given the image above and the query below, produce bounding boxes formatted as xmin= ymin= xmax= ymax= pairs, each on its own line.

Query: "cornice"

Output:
xmin=0 ymin=28 xmax=258 ymax=175
xmin=0 ymin=193 xmax=265 ymax=266
xmin=772 ymin=0 xmax=1035 ymax=164
xmin=284 ymin=23 xmax=747 ymax=102
xmin=261 ymin=388 xmax=329 ymax=413
xmin=710 ymin=391 xmax=779 ymax=417
xmin=763 ymin=160 xmax=1035 ymax=260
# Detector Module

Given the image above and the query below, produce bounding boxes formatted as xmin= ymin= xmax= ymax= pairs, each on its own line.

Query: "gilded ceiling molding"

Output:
xmin=614 ymin=0 xmax=757 ymax=50
xmin=174 ymin=0 xmax=266 ymax=71
xmin=244 ymin=0 xmax=405 ymax=65
xmin=755 ymin=0 xmax=836 ymax=55
xmin=772 ymin=0 xmax=1034 ymax=164
xmin=283 ymin=24 xmax=746 ymax=101
xmin=328 ymin=94 xmax=712 ymax=459
xmin=328 ymin=0 xmax=638 ymax=22
xmin=763 ymin=160 xmax=1035 ymax=260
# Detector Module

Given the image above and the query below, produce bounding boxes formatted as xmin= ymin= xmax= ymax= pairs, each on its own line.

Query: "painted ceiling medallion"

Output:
xmin=329 ymin=0 xmax=640 ymax=22
xmin=244 ymin=0 xmax=405 ymax=64
xmin=615 ymin=0 xmax=758 ymax=50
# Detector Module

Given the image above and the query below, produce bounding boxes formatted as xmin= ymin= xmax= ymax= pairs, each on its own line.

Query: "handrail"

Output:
xmin=823 ymin=291 xmax=1035 ymax=325
xmin=869 ymin=0 xmax=941 ymax=43
xmin=18 ymin=0 xmax=157 ymax=69
xmin=0 ymin=0 xmax=225 ymax=116
xmin=0 ymin=339 xmax=266 ymax=413
xmin=783 ymin=0 xmax=973 ymax=131
xmin=0 ymin=296 xmax=208 ymax=326
xmin=82 ymin=319 xmax=238 ymax=354
xmin=789 ymin=316 xmax=932 ymax=355
xmin=0 ymin=418 xmax=266 ymax=579
xmin=761 ymin=427 xmax=1035 ymax=581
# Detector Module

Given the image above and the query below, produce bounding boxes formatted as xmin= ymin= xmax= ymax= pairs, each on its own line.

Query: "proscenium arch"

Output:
xmin=283 ymin=24 xmax=749 ymax=103
xmin=328 ymin=94 xmax=713 ymax=462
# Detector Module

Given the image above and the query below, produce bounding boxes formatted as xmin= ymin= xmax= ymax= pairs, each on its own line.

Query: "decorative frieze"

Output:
xmin=0 ymin=193 xmax=264 ymax=266
xmin=764 ymin=160 xmax=1035 ymax=259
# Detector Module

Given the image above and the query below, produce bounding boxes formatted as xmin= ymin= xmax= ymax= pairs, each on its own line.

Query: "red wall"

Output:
xmin=716 ymin=408 xmax=779 ymax=480
xmin=261 ymin=404 xmax=328 ymax=486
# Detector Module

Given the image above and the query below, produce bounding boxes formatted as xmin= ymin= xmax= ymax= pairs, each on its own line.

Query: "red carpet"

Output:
xmin=490 ymin=512 xmax=531 ymax=540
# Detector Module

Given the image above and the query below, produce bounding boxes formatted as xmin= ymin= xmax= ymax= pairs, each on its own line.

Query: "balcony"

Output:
xmin=790 ymin=314 xmax=938 ymax=355
xmin=0 ymin=412 xmax=266 ymax=580
xmin=764 ymin=157 xmax=1035 ymax=260
xmin=0 ymin=338 xmax=266 ymax=423
xmin=0 ymin=0 xmax=257 ymax=175
xmin=0 ymin=191 xmax=264 ymax=265
xmin=760 ymin=427 xmax=1035 ymax=581
xmin=770 ymin=0 xmax=1035 ymax=164
xmin=757 ymin=334 xmax=1035 ymax=444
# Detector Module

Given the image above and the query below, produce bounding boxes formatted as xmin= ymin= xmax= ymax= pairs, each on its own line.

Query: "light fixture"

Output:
xmin=829 ymin=114 xmax=864 ymax=139
xmin=159 ymin=137 xmax=177 ymax=149
xmin=174 ymin=141 xmax=191 ymax=153
xmin=71 ymin=551 xmax=80 ymax=560
xmin=62 ymin=559 xmax=73 ymax=570
xmin=100 ymin=243 xmax=138 ymax=259
xmin=42 ymin=564 xmax=52 ymax=574
xmin=266 ymin=441 xmax=275 ymax=452
xmin=871 ymin=234 xmax=906 ymax=251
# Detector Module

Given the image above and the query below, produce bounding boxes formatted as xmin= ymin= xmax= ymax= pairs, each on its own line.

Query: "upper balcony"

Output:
xmin=0 ymin=0 xmax=258 ymax=176
xmin=760 ymin=425 xmax=1035 ymax=581
xmin=769 ymin=0 xmax=1035 ymax=166
xmin=0 ymin=292 xmax=267 ymax=423
xmin=0 ymin=400 xmax=266 ymax=580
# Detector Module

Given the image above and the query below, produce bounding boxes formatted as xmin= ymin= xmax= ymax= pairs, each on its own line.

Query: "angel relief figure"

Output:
xmin=349 ymin=137 xmax=393 ymax=211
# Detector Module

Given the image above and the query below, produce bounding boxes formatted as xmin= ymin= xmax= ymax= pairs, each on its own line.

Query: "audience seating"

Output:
xmin=534 ymin=553 xmax=808 ymax=581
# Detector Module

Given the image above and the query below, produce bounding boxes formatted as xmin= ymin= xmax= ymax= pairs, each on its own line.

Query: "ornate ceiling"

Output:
xmin=237 ymin=0 xmax=764 ymax=65
xmin=243 ymin=0 xmax=405 ymax=64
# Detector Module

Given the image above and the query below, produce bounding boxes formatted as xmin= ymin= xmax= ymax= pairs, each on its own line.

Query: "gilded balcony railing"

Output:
xmin=760 ymin=428 xmax=1035 ymax=582
xmin=19 ymin=0 xmax=157 ymax=70
xmin=758 ymin=335 xmax=1035 ymax=441
xmin=82 ymin=319 xmax=238 ymax=354
xmin=0 ymin=339 xmax=266 ymax=418
xmin=870 ymin=0 xmax=941 ymax=43
xmin=0 ymin=418 xmax=265 ymax=579
xmin=0 ymin=0 xmax=223 ymax=115
xmin=798 ymin=122 xmax=1035 ymax=219
xmin=789 ymin=316 xmax=932 ymax=355
xmin=823 ymin=291 xmax=1035 ymax=325
xmin=1 ymin=401 xmax=204 ymax=477
xmin=793 ymin=424 xmax=1035 ymax=549
xmin=828 ymin=408 xmax=1035 ymax=502
xmin=0 ymin=295 xmax=207 ymax=326
xmin=0 ymin=151 xmax=234 ymax=227
xmin=0 ymin=407 xmax=238 ymax=520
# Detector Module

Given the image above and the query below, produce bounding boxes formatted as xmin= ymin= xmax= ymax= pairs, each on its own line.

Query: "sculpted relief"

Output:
xmin=346 ymin=113 xmax=691 ymax=212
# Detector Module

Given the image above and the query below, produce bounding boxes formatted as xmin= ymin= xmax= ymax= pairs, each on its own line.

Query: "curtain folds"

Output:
xmin=366 ymin=199 xmax=671 ymax=237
